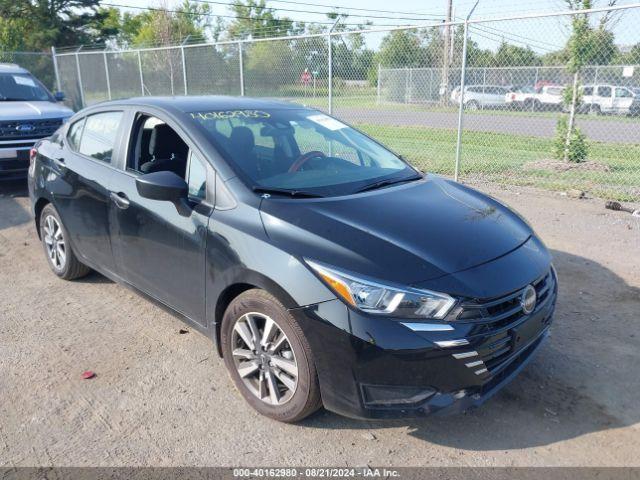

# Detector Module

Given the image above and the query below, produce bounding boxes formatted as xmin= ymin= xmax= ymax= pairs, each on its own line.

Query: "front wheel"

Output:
xmin=221 ymin=289 xmax=322 ymax=422
xmin=40 ymin=204 xmax=91 ymax=280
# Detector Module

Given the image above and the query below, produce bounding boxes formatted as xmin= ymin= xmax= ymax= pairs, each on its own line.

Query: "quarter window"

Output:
xmin=597 ymin=86 xmax=612 ymax=97
xmin=187 ymin=152 xmax=207 ymax=201
xmin=78 ymin=111 xmax=123 ymax=163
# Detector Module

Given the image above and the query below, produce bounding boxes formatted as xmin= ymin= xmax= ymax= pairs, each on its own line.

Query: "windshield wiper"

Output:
xmin=253 ymin=186 xmax=325 ymax=198
xmin=354 ymin=174 xmax=423 ymax=194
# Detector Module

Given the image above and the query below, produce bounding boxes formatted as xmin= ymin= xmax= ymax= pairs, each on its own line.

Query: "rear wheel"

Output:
xmin=589 ymin=104 xmax=601 ymax=116
xmin=465 ymin=100 xmax=480 ymax=111
xmin=221 ymin=289 xmax=322 ymax=422
xmin=40 ymin=204 xmax=90 ymax=280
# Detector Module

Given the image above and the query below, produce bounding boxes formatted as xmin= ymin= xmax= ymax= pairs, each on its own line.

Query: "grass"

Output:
xmin=356 ymin=123 xmax=640 ymax=201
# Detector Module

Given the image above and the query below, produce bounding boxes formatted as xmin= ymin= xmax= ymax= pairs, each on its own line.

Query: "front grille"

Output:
xmin=0 ymin=118 xmax=63 ymax=141
xmin=450 ymin=268 xmax=557 ymax=376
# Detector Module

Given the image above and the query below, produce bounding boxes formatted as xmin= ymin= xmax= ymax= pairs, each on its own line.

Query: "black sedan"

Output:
xmin=28 ymin=96 xmax=557 ymax=422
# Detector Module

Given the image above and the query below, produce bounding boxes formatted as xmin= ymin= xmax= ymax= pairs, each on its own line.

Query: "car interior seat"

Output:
xmin=228 ymin=126 xmax=260 ymax=178
xmin=140 ymin=124 xmax=189 ymax=178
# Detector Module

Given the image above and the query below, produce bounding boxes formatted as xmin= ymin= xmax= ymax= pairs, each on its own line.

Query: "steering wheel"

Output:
xmin=288 ymin=151 xmax=326 ymax=173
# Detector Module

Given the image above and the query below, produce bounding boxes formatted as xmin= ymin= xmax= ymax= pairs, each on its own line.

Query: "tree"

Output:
xmin=132 ymin=0 xmax=212 ymax=48
xmin=0 ymin=0 xmax=109 ymax=50
xmin=226 ymin=0 xmax=297 ymax=39
xmin=616 ymin=43 xmax=640 ymax=64
xmin=493 ymin=43 xmax=542 ymax=67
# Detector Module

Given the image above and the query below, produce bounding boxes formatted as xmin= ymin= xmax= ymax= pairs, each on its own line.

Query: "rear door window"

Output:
xmin=597 ymin=86 xmax=612 ymax=97
xmin=67 ymin=118 xmax=85 ymax=151
xmin=78 ymin=111 xmax=123 ymax=163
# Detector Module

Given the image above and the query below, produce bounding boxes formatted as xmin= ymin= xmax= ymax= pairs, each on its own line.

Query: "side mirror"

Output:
xmin=54 ymin=91 xmax=65 ymax=102
xmin=136 ymin=171 xmax=187 ymax=203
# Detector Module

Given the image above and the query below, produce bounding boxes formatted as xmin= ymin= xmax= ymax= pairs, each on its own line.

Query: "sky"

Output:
xmin=117 ymin=0 xmax=640 ymax=53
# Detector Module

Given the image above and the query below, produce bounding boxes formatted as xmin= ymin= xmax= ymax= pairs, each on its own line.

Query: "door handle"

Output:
xmin=110 ymin=192 xmax=130 ymax=209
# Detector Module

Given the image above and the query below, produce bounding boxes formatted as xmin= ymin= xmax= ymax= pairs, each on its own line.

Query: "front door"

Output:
xmin=109 ymin=113 xmax=212 ymax=325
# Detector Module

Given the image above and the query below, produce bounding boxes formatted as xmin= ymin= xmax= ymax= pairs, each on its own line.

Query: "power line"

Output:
xmin=244 ymin=0 xmax=446 ymax=18
xmin=101 ymin=2 xmax=417 ymax=27
xmin=190 ymin=0 xmax=444 ymax=22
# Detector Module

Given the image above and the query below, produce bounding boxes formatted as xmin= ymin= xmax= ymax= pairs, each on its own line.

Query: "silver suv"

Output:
xmin=450 ymin=85 xmax=512 ymax=110
xmin=0 ymin=63 xmax=73 ymax=180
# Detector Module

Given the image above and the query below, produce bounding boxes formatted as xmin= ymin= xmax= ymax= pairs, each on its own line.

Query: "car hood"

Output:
xmin=0 ymin=101 xmax=73 ymax=121
xmin=259 ymin=175 xmax=533 ymax=286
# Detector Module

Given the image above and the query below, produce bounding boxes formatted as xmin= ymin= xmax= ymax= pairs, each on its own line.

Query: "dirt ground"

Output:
xmin=0 ymin=179 xmax=639 ymax=467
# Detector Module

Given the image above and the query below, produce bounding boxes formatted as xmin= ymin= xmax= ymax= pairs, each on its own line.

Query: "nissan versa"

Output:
xmin=28 ymin=97 xmax=557 ymax=422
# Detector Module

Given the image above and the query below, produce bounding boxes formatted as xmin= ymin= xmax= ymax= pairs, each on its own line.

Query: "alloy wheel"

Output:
xmin=231 ymin=312 xmax=298 ymax=406
xmin=43 ymin=215 xmax=66 ymax=270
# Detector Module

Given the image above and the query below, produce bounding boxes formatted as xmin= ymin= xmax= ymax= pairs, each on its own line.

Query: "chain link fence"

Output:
xmin=51 ymin=4 xmax=640 ymax=201
xmin=0 ymin=51 xmax=56 ymax=90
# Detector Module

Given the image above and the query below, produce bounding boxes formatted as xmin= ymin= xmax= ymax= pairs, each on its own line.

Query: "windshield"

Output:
xmin=0 ymin=73 xmax=53 ymax=101
xmin=190 ymin=108 xmax=419 ymax=197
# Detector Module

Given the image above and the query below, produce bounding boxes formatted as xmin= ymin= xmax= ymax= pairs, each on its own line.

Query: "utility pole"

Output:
xmin=441 ymin=0 xmax=453 ymax=105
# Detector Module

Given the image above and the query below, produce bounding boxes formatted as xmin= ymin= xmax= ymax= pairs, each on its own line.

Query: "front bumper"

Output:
xmin=291 ymin=268 xmax=557 ymax=420
xmin=0 ymin=145 xmax=32 ymax=179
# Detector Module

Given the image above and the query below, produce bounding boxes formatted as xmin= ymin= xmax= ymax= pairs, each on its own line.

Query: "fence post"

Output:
xmin=51 ymin=46 xmax=61 ymax=94
xmin=429 ymin=68 xmax=434 ymax=102
xmin=103 ymin=51 xmax=112 ymax=100
xmin=181 ymin=46 xmax=188 ymax=95
xmin=532 ymin=67 xmax=539 ymax=112
xmin=328 ymin=33 xmax=333 ymax=114
xmin=376 ymin=63 xmax=381 ymax=104
xmin=74 ymin=51 xmax=85 ymax=108
xmin=454 ymin=1 xmax=479 ymax=183
xmin=137 ymin=50 xmax=144 ymax=95
xmin=238 ymin=42 xmax=245 ymax=96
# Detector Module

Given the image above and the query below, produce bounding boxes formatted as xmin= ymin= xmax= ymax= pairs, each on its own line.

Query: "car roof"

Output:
xmin=97 ymin=95 xmax=308 ymax=113
xmin=0 ymin=63 xmax=30 ymax=74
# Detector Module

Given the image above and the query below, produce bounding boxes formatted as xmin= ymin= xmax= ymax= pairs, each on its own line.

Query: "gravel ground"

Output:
xmin=335 ymin=107 xmax=640 ymax=144
xmin=0 ymin=179 xmax=639 ymax=467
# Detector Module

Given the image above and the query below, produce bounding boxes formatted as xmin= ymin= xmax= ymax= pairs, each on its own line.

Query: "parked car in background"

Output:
xmin=579 ymin=84 xmax=636 ymax=115
xmin=450 ymin=85 xmax=512 ymax=110
xmin=29 ymin=96 xmax=557 ymax=422
xmin=505 ymin=84 xmax=564 ymax=111
xmin=0 ymin=63 xmax=72 ymax=180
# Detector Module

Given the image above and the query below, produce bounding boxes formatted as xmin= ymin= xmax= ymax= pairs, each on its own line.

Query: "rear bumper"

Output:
xmin=291 ymin=267 xmax=557 ymax=420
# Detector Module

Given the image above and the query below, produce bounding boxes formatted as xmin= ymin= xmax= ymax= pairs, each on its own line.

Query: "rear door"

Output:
xmin=51 ymin=110 xmax=124 ymax=276
xmin=613 ymin=87 xmax=634 ymax=114
xmin=108 ymin=111 xmax=212 ymax=325
xmin=596 ymin=86 xmax=613 ymax=112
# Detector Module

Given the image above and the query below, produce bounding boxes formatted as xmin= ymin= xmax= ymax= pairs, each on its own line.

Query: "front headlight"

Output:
xmin=306 ymin=260 xmax=456 ymax=319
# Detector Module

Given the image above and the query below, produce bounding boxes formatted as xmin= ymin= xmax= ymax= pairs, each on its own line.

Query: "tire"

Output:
xmin=40 ymin=204 xmax=91 ymax=280
xmin=589 ymin=104 xmax=601 ymax=116
xmin=221 ymin=289 xmax=322 ymax=423
xmin=465 ymin=100 xmax=480 ymax=111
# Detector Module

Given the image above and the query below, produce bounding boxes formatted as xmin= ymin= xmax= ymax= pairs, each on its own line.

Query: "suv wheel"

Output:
xmin=40 ymin=204 xmax=91 ymax=280
xmin=466 ymin=100 xmax=480 ymax=111
xmin=221 ymin=289 xmax=322 ymax=422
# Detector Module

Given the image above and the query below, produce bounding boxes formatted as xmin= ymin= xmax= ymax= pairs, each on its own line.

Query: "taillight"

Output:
xmin=29 ymin=147 xmax=37 ymax=162
xmin=511 ymin=94 xmax=516 ymax=100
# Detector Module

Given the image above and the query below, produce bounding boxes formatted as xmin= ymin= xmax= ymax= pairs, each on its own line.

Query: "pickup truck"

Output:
xmin=0 ymin=63 xmax=73 ymax=180
xmin=505 ymin=85 xmax=564 ymax=111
